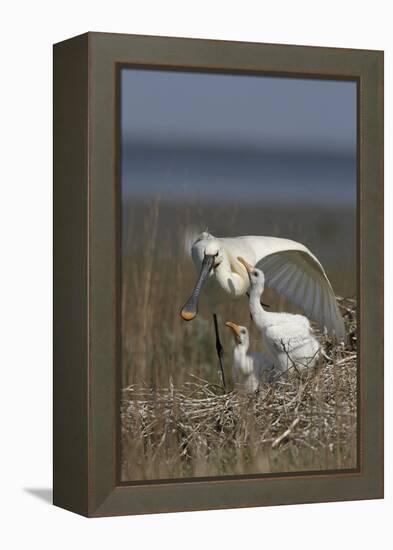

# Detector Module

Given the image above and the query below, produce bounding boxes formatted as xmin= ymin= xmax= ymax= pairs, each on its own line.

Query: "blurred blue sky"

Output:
xmin=121 ymin=69 xmax=357 ymax=206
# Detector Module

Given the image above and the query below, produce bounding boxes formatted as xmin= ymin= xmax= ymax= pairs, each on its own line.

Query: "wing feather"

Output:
xmin=275 ymin=266 xmax=297 ymax=293
xmin=285 ymin=267 xmax=304 ymax=298
xmin=311 ymin=280 xmax=321 ymax=322
xmin=306 ymin=277 xmax=317 ymax=319
xmin=257 ymin=250 xmax=345 ymax=340
xmin=268 ymin=262 xmax=293 ymax=286
xmin=293 ymin=270 xmax=308 ymax=306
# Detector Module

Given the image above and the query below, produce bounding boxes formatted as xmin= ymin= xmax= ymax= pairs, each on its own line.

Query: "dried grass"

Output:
xmin=121 ymin=298 xmax=357 ymax=481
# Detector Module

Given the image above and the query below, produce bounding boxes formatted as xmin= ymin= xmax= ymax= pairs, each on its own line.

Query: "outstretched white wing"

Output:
xmin=257 ymin=250 xmax=345 ymax=341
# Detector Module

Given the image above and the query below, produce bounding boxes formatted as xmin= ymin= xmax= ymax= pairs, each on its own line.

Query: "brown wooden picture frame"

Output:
xmin=53 ymin=32 xmax=383 ymax=517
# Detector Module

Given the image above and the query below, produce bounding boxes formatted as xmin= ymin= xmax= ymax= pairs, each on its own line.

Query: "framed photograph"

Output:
xmin=53 ymin=32 xmax=383 ymax=517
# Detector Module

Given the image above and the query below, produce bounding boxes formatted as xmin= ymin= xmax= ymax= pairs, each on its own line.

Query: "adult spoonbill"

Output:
xmin=238 ymin=257 xmax=321 ymax=373
xmin=225 ymin=321 xmax=275 ymax=392
xmin=180 ymin=232 xmax=343 ymax=387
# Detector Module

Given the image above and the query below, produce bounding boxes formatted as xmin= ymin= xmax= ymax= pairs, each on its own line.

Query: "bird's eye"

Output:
xmin=254 ymin=271 xmax=258 ymax=277
xmin=215 ymin=252 xmax=219 ymax=257
xmin=241 ymin=329 xmax=246 ymax=334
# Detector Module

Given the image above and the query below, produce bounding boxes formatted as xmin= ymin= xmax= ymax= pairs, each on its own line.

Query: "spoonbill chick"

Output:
xmin=238 ymin=257 xmax=321 ymax=374
xmin=225 ymin=322 xmax=275 ymax=392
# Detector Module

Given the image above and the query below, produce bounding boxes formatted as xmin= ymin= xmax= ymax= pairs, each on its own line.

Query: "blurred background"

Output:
xmin=120 ymin=68 xmax=357 ymax=388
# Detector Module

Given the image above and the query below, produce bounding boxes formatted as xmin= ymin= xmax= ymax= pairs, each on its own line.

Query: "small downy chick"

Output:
xmin=237 ymin=258 xmax=321 ymax=374
xmin=225 ymin=321 xmax=275 ymax=392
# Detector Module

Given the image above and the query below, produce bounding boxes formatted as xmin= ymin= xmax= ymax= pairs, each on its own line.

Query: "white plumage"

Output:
xmin=181 ymin=232 xmax=345 ymax=341
xmin=225 ymin=322 xmax=275 ymax=392
xmin=238 ymin=258 xmax=321 ymax=374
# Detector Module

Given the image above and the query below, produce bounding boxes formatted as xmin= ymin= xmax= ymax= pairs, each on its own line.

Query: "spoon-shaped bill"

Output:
xmin=180 ymin=254 xmax=215 ymax=321
xmin=225 ymin=321 xmax=242 ymax=343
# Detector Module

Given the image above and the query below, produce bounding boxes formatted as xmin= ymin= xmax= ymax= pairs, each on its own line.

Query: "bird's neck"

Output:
xmin=234 ymin=342 xmax=248 ymax=357
xmin=249 ymin=285 xmax=268 ymax=323
xmin=234 ymin=344 xmax=251 ymax=375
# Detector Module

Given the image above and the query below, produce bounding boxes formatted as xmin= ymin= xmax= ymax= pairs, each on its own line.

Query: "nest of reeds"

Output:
xmin=121 ymin=297 xmax=357 ymax=481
